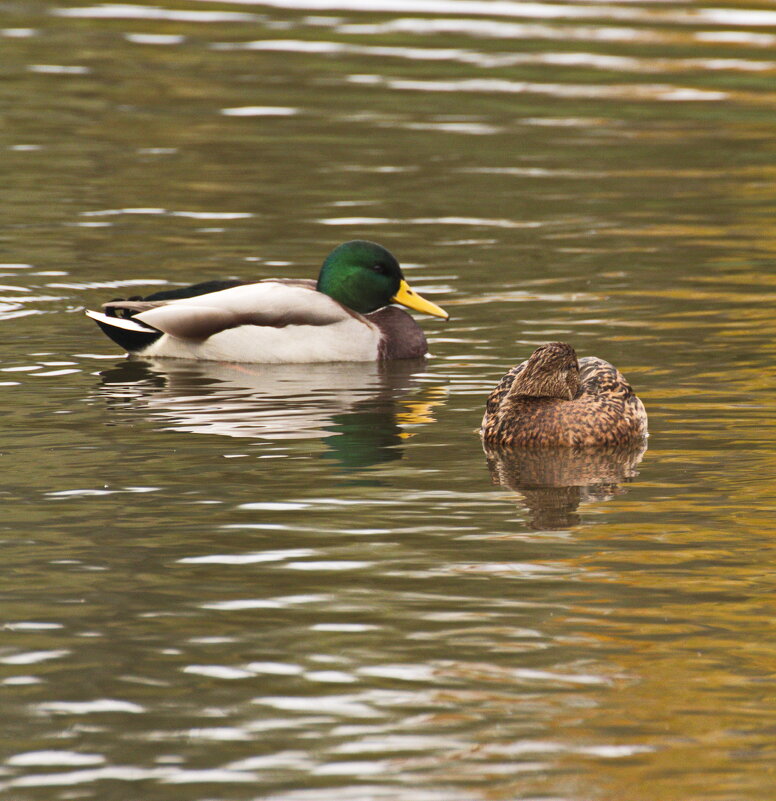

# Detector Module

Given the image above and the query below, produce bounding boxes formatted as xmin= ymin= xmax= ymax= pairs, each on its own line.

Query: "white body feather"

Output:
xmin=89 ymin=281 xmax=386 ymax=363
xmin=140 ymin=318 xmax=382 ymax=363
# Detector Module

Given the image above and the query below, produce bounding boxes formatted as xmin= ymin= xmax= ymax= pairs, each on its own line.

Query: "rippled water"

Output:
xmin=2 ymin=1 xmax=776 ymax=799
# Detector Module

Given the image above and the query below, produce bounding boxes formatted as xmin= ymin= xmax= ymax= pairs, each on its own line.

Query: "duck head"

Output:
xmin=508 ymin=342 xmax=581 ymax=401
xmin=317 ymin=240 xmax=448 ymax=319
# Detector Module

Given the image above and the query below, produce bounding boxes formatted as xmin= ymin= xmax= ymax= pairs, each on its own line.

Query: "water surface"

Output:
xmin=1 ymin=1 xmax=775 ymax=799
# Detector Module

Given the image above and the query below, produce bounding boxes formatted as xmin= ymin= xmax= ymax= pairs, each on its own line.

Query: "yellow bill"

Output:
xmin=391 ymin=279 xmax=449 ymax=320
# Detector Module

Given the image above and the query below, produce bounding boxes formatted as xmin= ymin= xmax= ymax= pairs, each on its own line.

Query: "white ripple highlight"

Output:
xmin=239 ymin=501 xmax=308 ymax=510
xmin=284 ymin=560 xmax=374 ymax=571
xmin=221 ymin=106 xmax=299 ymax=116
xmin=54 ymin=5 xmax=258 ymax=23
xmin=339 ymin=16 xmax=776 ymax=49
xmin=0 ymin=650 xmax=68 ymax=665
xmin=4 ymin=622 xmax=64 ymax=631
xmin=35 ymin=700 xmax=145 ymax=714
xmin=5 ymin=765 xmax=260 ymax=788
xmin=347 ymin=74 xmax=728 ymax=102
xmin=189 ymin=0 xmax=776 ymax=27
xmin=319 ymin=215 xmax=540 ymax=228
xmin=179 ymin=548 xmax=315 ymax=564
xmin=183 ymin=665 xmax=255 ymax=679
xmin=216 ymin=38 xmax=775 ymax=74
xmin=1 ymin=28 xmax=37 ymax=37
xmin=255 ymin=694 xmax=380 ymax=718
xmin=202 ymin=594 xmax=328 ymax=611
xmin=125 ymin=33 xmax=185 ymax=45
xmin=28 ymin=65 xmax=90 ymax=75
xmin=7 ymin=751 xmax=105 ymax=767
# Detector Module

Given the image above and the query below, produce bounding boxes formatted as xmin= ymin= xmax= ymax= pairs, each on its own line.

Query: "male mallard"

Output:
xmin=85 ymin=240 xmax=448 ymax=363
xmin=481 ymin=342 xmax=647 ymax=448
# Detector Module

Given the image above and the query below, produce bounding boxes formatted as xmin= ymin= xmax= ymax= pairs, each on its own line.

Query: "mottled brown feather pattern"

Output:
xmin=481 ymin=342 xmax=648 ymax=448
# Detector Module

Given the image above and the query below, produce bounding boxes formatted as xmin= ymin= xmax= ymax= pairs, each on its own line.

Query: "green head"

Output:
xmin=316 ymin=240 xmax=449 ymax=319
xmin=316 ymin=240 xmax=403 ymax=314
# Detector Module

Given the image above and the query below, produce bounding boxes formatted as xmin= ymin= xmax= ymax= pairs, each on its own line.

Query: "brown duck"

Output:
xmin=481 ymin=342 xmax=647 ymax=448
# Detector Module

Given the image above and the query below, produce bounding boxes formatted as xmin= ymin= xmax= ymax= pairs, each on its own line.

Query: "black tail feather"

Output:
xmin=94 ymin=318 xmax=162 ymax=353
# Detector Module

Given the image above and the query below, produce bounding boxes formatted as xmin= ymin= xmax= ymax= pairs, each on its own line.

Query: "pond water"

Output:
xmin=1 ymin=1 xmax=776 ymax=799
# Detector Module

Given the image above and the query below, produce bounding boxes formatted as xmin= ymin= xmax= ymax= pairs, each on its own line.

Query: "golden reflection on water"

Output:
xmin=540 ymin=508 xmax=776 ymax=800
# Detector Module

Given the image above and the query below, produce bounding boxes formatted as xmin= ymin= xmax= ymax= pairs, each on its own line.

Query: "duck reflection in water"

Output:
xmin=481 ymin=342 xmax=648 ymax=528
xmin=97 ymin=358 xmax=444 ymax=471
xmin=484 ymin=442 xmax=647 ymax=529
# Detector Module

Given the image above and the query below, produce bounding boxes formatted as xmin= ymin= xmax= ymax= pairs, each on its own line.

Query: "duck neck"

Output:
xmin=507 ymin=371 xmax=579 ymax=402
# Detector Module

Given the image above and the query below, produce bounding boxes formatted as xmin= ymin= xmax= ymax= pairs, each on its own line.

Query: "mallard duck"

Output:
xmin=85 ymin=240 xmax=448 ymax=363
xmin=481 ymin=342 xmax=647 ymax=448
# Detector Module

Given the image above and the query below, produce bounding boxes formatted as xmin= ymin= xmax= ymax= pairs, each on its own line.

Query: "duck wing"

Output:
xmin=577 ymin=356 xmax=648 ymax=441
xmin=484 ymin=359 xmax=528 ymax=417
xmin=578 ymin=356 xmax=634 ymax=398
xmin=107 ymin=281 xmax=352 ymax=341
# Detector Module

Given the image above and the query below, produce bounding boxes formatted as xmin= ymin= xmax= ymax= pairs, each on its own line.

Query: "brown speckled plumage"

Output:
xmin=481 ymin=342 xmax=648 ymax=448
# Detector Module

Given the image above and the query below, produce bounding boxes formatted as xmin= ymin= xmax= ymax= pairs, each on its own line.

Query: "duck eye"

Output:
xmin=371 ymin=263 xmax=386 ymax=274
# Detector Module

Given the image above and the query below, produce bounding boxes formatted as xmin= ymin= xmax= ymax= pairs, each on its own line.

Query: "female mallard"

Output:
xmin=85 ymin=240 xmax=448 ymax=363
xmin=481 ymin=342 xmax=647 ymax=448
